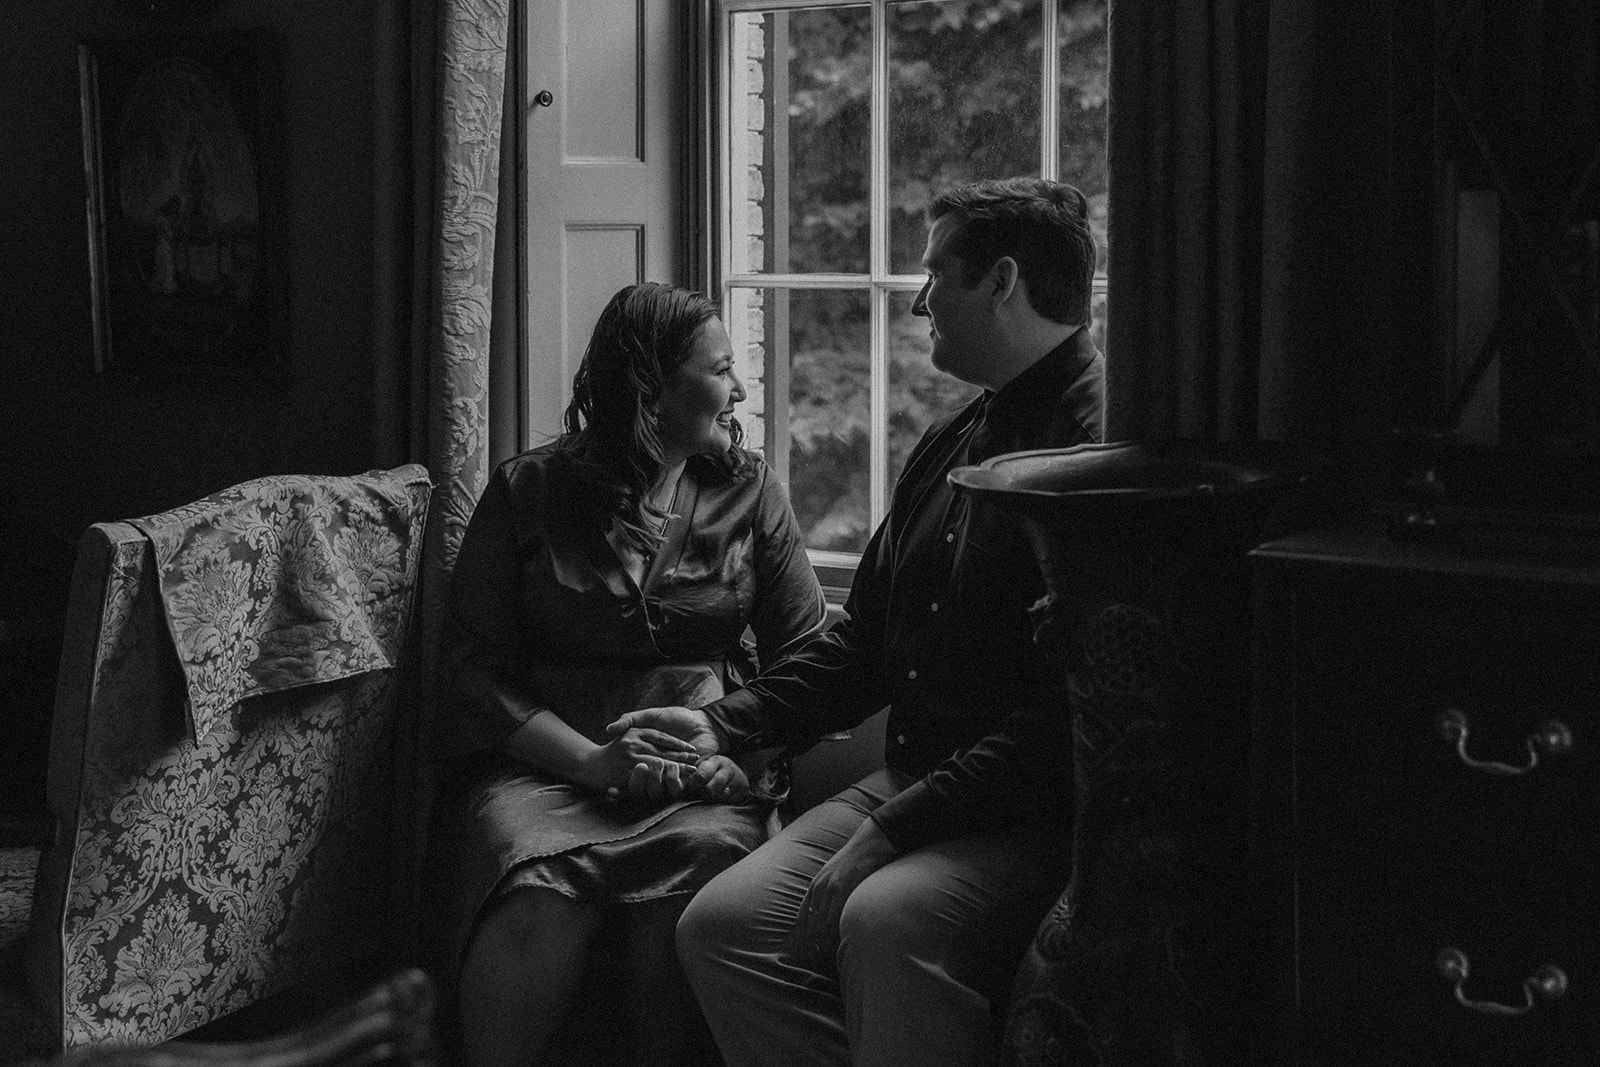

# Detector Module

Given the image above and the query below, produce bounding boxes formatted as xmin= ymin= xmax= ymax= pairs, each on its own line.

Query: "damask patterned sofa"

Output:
xmin=0 ymin=466 xmax=431 ymax=1059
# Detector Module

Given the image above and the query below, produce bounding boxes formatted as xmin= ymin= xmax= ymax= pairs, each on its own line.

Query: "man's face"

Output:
xmin=911 ymin=214 xmax=992 ymax=388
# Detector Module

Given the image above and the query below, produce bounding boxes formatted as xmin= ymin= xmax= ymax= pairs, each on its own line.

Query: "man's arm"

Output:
xmin=698 ymin=509 xmax=897 ymax=754
xmin=864 ymin=364 xmax=1101 ymax=852
xmin=867 ymin=705 xmax=1074 ymax=854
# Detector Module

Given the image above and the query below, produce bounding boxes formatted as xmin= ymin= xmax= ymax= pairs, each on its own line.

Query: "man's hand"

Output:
xmin=690 ymin=754 xmax=750 ymax=803
xmin=607 ymin=706 xmax=723 ymax=760
xmin=580 ymin=726 xmax=699 ymax=798
xmin=787 ymin=818 xmax=898 ymax=968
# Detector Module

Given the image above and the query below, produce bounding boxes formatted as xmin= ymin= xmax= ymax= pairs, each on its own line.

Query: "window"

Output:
xmin=712 ymin=0 xmax=1108 ymax=586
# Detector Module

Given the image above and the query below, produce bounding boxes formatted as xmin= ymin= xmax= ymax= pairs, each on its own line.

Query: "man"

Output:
xmin=609 ymin=177 xmax=1104 ymax=1066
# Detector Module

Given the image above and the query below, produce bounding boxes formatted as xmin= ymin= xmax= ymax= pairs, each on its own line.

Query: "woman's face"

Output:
xmin=656 ymin=316 xmax=746 ymax=465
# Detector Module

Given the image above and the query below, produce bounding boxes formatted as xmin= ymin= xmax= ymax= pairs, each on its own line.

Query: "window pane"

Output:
xmin=728 ymin=7 xmax=871 ymax=276
xmin=1059 ymin=0 xmax=1109 ymax=272
xmin=887 ymin=289 xmax=981 ymax=498
xmin=726 ymin=286 xmax=873 ymax=553
xmin=887 ymin=0 xmax=1044 ymax=274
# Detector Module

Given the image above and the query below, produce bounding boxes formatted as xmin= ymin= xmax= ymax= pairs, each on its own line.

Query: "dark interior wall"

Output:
xmin=0 ymin=1 xmax=389 ymax=818
xmin=0 ymin=0 xmax=382 ymax=552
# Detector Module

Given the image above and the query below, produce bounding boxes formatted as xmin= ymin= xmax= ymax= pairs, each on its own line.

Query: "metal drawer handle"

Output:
xmin=1436 ymin=947 xmax=1569 ymax=1017
xmin=1435 ymin=709 xmax=1573 ymax=776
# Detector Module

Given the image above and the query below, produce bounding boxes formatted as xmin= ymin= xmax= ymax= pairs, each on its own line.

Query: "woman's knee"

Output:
xmin=468 ymin=888 xmax=582 ymax=961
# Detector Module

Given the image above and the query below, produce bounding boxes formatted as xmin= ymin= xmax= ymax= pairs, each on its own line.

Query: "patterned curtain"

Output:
xmin=421 ymin=0 xmax=509 ymax=670
xmin=377 ymin=0 xmax=511 ymax=960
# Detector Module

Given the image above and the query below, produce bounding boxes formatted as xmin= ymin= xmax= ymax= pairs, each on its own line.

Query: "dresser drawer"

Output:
xmin=1284 ymin=578 xmax=1598 ymax=1063
xmin=1294 ymin=587 xmax=1597 ymax=854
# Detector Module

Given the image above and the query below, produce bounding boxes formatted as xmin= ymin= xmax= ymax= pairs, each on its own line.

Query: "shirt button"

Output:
xmin=929 ymin=602 xmax=939 ymax=613
xmin=945 ymin=532 xmax=955 ymax=543
xmin=907 ymin=669 xmax=918 ymax=680
xmin=896 ymin=735 xmax=907 ymax=745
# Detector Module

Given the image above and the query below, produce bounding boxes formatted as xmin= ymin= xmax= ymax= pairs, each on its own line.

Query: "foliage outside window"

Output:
xmin=716 ymin=0 xmax=1108 ymax=570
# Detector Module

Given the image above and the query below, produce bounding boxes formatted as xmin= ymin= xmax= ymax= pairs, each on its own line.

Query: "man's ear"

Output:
xmin=990 ymin=256 xmax=1020 ymax=309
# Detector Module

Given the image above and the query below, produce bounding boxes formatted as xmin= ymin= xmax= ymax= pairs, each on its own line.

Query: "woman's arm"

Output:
xmin=446 ymin=463 xmax=702 ymax=790
xmin=440 ymin=467 xmax=548 ymax=756
xmin=505 ymin=708 xmax=700 ymax=793
xmin=745 ymin=464 xmax=830 ymax=667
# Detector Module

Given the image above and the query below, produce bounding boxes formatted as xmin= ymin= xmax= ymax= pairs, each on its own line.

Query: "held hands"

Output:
xmin=582 ymin=726 xmax=700 ymax=800
xmin=786 ymin=818 xmax=897 ymax=969
xmin=604 ymin=706 xmax=726 ymax=801
xmin=608 ymin=706 xmax=722 ymax=759
xmin=607 ymin=752 xmax=749 ymax=804
xmin=693 ymin=754 xmax=750 ymax=803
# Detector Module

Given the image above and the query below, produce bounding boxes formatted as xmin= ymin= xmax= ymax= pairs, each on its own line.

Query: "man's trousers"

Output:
xmin=676 ymin=768 xmax=1067 ymax=1067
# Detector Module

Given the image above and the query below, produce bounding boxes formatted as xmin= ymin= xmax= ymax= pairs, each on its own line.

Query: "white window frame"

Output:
xmin=705 ymin=0 xmax=1107 ymax=593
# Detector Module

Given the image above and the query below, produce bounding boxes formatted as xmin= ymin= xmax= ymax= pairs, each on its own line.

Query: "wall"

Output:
xmin=0 ymin=0 xmax=382 ymax=553
xmin=0 ymin=0 xmax=387 ymax=820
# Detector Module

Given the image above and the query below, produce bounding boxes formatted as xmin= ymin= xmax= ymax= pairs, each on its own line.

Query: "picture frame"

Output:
xmin=79 ymin=29 xmax=287 ymax=377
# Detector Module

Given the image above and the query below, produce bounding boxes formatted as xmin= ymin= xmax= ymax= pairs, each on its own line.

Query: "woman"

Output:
xmin=437 ymin=283 xmax=828 ymax=1067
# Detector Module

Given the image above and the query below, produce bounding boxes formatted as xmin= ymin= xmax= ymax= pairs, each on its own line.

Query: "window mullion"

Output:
xmin=1041 ymin=0 xmax=1058 ymax=181
xmin=715 ymin=2 xmax=733 ymax=314
xmin=723 ymin=272 xmax=872 ymax=288
xmin=869 ymin=0 xmax=889 ymax=530
xmin=767 ymin=11 xmax=793 ymax=479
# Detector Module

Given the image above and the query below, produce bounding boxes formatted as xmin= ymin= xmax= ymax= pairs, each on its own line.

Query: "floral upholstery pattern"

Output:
xmin=24 ymin=466 xmax=431 ymax=1051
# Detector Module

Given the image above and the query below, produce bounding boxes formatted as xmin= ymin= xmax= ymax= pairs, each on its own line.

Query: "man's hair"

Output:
xmin=562 ymin=282 xmax=752 ymax=555
xmin=927 ymin=177 xmax=1097 ymax=327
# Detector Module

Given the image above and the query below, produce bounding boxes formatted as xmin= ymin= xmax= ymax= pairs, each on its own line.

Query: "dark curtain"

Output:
xmin=1106 ymin=0 xmax=1429 ymax=489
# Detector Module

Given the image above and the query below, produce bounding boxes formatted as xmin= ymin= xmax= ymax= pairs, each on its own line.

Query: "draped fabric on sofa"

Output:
xmin=22 ymin=468 xmax=431 ymax=1051
xmin=1105 ymin=0 xmax=1430 ymax=489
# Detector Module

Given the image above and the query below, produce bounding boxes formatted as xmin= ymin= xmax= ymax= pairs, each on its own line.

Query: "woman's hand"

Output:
xmin=688 ymin=754 xmax=750 ymax=802
xmin=608 ymin=706 xmax=724 ymax=760
xmin=579 ymin=727 xmax=701 ymax=797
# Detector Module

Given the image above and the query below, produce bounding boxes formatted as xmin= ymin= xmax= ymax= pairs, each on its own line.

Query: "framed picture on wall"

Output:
xmin=79 ymin=30 xmax=287 ymax=377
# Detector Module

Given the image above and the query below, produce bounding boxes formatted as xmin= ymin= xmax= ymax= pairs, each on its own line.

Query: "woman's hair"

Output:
xmin=561 ymin=282 xmax=753 ymax=555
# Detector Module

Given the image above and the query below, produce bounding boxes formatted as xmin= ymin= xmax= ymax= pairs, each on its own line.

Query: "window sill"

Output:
xmin=810 ymin=549 xmax=858 ymax=609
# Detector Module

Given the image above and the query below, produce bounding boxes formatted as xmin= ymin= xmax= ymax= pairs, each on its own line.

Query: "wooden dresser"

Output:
xmin=1250 ymin=520 xmax=1599 ymax=1065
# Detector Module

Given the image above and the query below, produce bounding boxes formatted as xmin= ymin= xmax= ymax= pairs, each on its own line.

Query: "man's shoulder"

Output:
xmin=1042 ymin=349 xmax=1104 ymax=446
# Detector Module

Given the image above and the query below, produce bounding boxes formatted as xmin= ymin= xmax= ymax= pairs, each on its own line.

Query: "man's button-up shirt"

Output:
xmin=704 ymin=328 xmax=1105 ymax=852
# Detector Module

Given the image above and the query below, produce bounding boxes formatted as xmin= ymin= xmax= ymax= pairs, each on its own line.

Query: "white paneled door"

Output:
xmin=522 ymin=0 xmax=689 ymax=446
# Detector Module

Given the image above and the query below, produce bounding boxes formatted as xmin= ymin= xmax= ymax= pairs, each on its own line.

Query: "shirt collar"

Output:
xmin=983 ymin=327 xmax=1098 ymax=433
